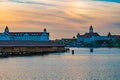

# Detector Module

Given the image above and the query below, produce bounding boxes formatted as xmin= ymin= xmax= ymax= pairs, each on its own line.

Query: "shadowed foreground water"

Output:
xmin=0 ymin=48 xmax=120 ymax=80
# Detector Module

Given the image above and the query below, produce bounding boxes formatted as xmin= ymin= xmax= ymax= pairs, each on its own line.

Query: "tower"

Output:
xmin=77 ymin=33 xmax=80 ymax=37
xmin=89 ymin=25 xmax=94 ymax=33
xmin=4 ymin=26 xmax=10 ymax=36
xmin=108 ymin=32 xmax=111 ymax=37
xmin=4 ymin=26 xmax=9 ymax=33
xmin=108 ymin=32 xmax=112 ymax=39
xmin=41 ymin=28 xmax=49 ymax=41
xmin=44 ymin=28 xmax=46 ymax=33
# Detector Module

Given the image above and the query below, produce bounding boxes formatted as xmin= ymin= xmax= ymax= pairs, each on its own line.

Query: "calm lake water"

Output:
xmin=0 ymin=48 xmax=120 ymax=80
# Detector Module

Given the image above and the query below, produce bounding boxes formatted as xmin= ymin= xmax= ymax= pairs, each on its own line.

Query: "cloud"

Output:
xmin=94 ymin=0 xmax=120 ymax=3
xmin=0 ymin=0 xmax=120 ymax=39
xmin=8 ymin=0 xmax=24 ymax=3
xmin=112 ymin=23 xmax=120 ymax=27
xmin=8 ymin=0 xmax=57 ymax=7
xmin=63 ymin=17 xmax=86 ymax=23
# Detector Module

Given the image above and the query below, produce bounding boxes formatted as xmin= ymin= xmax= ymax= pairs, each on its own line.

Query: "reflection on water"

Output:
xmin=0 ymin=48 xmax=120 ymax=80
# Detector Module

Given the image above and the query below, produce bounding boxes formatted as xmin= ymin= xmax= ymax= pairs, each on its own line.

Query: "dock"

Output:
xmin=0 ymin=41 xmax=66 ymax=58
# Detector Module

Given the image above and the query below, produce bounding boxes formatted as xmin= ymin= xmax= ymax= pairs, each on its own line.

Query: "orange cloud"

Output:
xmin=0 ymin=0 xmax=120 ymax=39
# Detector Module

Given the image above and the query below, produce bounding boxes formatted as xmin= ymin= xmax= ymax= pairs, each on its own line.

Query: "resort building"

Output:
xmin=77 ymin=25 xmax=118 ymax=43
xmin=59 ymin=25 xmax=120 ymax=47
xmin=0 ymin=26 xmax=49 ymax=41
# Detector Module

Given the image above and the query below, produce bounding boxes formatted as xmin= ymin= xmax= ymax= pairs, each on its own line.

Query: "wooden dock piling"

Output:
xmin=72 ymin=50 xmax=74 ymax=55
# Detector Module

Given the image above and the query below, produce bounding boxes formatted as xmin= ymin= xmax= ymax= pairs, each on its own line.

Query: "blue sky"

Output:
xmin=0 ymin=0 xmax=120 ymax=39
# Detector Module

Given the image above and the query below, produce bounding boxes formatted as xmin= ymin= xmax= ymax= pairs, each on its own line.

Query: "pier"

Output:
xmin=0 ymin=41 xmax=66 ymax=58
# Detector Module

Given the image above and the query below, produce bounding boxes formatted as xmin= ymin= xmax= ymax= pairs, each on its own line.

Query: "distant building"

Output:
xmin=61 ymin=38 xmax=76 ymax=43
xmin=0 ymin=26 xmax=49 ymax=41
xmin=61 ymin=38 xmax=76 ymax=47
xmin=77 ymin=25 xmax=120 ymax=43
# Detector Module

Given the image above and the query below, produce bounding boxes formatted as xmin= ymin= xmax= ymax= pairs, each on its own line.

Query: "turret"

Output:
xmin=89 ymin=25 xmax=94 ymax=33
xmin=44 ymin=28 xmax=46 ymax=33
xmin=41 ymin=28 xmax=49 ymax=41
xmin=4 ymin=26 xmax=9 ymax=33
xmin=77 ymin=33 xmax=80 ymax=37
xmin=108 ymin=32 xmax=112 ymax=37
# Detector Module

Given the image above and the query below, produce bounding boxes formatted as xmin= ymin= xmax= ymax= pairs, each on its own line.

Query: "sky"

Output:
xmin=0 ymin=0 xmax=120 ymax=39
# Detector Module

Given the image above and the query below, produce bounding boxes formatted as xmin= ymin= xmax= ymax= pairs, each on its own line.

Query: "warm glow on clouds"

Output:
xmin=0 ymin=0 xmax=120 ymax=39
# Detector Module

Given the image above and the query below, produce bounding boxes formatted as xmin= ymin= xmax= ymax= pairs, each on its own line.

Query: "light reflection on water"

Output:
xmin=0 ymin=48 xmax=120 ymax=80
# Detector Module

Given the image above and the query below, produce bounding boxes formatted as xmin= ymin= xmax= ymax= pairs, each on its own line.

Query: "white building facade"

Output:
xmin=77 ymin=25 xmax=115 ymax=43
xmin=0 ymin=26 xmax=49 ymax=41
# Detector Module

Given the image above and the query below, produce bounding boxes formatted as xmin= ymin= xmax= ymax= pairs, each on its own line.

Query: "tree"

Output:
xmin=116 ymin=39 xmax=120 ymax=46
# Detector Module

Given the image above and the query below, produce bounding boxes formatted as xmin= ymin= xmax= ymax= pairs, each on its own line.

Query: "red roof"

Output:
xmin=77 ymin=35 xmax=85 ymax=37
xmin=77 ymin=32 xmax=100 ymax=37
xmin=84 ymin=33 xmax=100 ymax=37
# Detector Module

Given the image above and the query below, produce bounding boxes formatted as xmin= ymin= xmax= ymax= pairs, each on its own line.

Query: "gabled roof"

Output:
xmin=107 ymin=32 xmax=120 ymax=38
xmin=77 ymin=35 xmax=85 ymax=37
xmin=77 ymin=32 xmax=100 ymax=37
xmin=84 ymin=32 xmax=100 ymax=37
xmin=0 ymin=27 xmax=49 ymax=36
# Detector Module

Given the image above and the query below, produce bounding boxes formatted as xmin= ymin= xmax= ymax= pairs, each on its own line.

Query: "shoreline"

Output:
xmin=65 ymin=46 xmax=120 ymax=48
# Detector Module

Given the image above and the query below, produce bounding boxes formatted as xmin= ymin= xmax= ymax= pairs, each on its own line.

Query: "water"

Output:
xmin=0 ymin=48 xmax=120 ymax=80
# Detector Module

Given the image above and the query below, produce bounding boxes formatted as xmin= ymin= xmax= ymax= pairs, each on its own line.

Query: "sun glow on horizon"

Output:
xmin=0 ymin=0 xmax=120 ymax=39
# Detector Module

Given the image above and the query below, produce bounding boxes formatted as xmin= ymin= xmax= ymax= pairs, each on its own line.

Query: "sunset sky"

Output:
xmin=0 ymin=0 xmax=120 ymax=39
